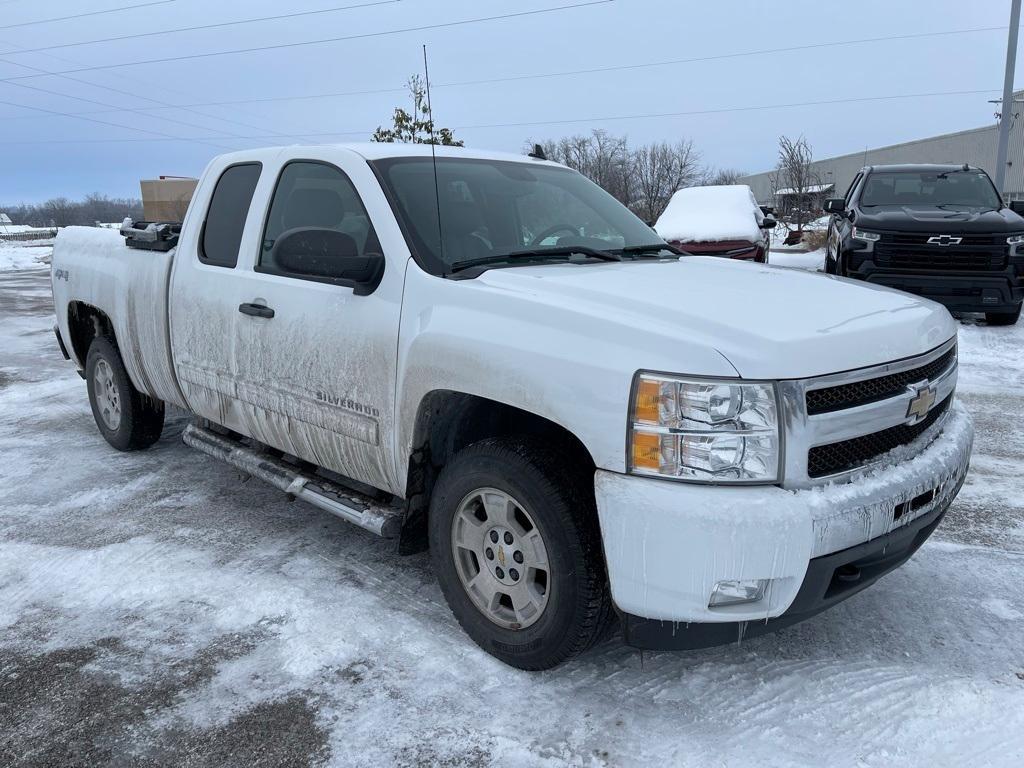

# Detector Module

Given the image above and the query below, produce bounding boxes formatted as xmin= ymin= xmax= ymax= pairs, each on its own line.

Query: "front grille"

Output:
xmin=807 ymin=395 xmax=951 ymax=478
xmin=879 ymin=251 xmax=1005 ymax=271
xmin=806 ymin=346 xmax=956 ymax=415
xmin=873 ymin=234 xmax=1007 ymax=272
xmin=884 ymin=233 xmax=999 ymax=247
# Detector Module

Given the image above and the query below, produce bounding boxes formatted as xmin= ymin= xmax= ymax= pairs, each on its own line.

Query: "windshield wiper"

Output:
xmin=618 ymin=243 xmax=685 ymax=257
xmin=449 ymin=245 xmax=621 ymax=274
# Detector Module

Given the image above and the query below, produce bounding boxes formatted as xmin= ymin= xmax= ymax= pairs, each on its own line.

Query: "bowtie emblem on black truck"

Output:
xmin=926 ymin=235 xmax=962 ymax=246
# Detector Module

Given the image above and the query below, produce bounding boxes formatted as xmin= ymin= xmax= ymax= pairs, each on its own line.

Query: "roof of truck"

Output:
xmin=226 ymin=142 xmax=563 ymax=167
xmin=862 ymin=163 xmax=978 ymax=174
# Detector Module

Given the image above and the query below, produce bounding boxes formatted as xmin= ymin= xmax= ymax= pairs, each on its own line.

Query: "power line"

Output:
xmin=0 ymin=0 xmax=400 ymax=53
xmin=0 ymin=88 xmax=1000 ymax=146
xmin=0 ymin=0 xmax=176 ymax=31
xmin=0 ymin=0 xmax=615 ymax=82
xmin=0 ymin=3 xmax=407 ymax=146
xmin=0 ymin=93 xmax=239 ymax=150
xmin=0 ymin=23 xmax=1012 ymax=121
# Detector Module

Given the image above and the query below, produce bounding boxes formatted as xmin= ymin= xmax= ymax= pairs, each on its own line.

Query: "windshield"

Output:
xmin=860 ymin=170 xmax=1001 ymax=209
xmin=372 ymin=157 xmax=666 ymax=274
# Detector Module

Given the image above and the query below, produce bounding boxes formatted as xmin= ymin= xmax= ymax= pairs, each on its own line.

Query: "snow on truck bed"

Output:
xmin=655 ymin=184 xmax=763 ymax=243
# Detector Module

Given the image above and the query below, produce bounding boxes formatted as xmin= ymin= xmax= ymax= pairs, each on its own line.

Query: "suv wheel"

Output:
xmin=86 ymin=336 xmax=165 ymax=451
xmin=985 ymin=305 xmax=1022 ymax=326
xmin=428 ymin=437 xmax=613 ymax=670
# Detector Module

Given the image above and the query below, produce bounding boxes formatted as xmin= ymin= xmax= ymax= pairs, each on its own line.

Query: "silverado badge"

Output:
xmin=906 ymin=383 xmax=938 ymax=424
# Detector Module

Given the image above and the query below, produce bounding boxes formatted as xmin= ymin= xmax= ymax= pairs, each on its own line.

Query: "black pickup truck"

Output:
xmin=823 ymin=163 xmax=1024 ymax=325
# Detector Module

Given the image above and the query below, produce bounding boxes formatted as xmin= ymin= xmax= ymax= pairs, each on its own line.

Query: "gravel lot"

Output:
xmin=2 ymin=256 xmax=1023 ymax=767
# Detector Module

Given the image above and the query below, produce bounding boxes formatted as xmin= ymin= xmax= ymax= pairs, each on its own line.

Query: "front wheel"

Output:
xmin=986 ymin=305 xmax=1021 ymax=326
xmin=429 ymin=438 xmax=613 ymax=670
xmin=86 ymin=336 xmax=165 ymax=451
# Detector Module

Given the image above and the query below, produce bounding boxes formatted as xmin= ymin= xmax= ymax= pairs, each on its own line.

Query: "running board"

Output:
xmin=183 ymin=423 xmax=404 ymax=538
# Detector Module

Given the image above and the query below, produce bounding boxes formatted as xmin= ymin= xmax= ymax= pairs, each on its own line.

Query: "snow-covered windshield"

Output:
xmin=373 ymin=157 xmax=666 ymax=274
xmin=860 ymin=170 xmax=1002 ymax=209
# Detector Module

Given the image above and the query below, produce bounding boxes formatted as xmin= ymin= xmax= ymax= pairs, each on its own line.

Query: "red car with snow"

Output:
xmin=654 ymin=184 xmax=776 ymax=262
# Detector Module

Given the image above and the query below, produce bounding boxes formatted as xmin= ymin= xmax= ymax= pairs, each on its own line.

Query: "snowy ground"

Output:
xmin=0 ymin=241 xmax=54 ymax=272
xmin=2 ymin=252 xmax=1024 ymax=767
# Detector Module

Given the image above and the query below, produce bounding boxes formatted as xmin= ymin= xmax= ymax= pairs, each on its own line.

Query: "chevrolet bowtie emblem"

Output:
xmin=906 ymin=383 xmax=937 ymax=424
xmin=927 ymin=235 xmax=962 ymax=246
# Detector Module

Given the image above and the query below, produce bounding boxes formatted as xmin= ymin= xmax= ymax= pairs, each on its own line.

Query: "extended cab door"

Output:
xmin=227 ymin=148 xmax=405 ymax=494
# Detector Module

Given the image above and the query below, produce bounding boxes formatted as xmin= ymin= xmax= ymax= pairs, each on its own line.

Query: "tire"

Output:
xmin=824 ymin=243 xmax=839 ymax=275
xmin=85 ymin=336 xmax=164 ymax=451
xmin=428 ymin=437 xmax=613 ymax=670
xmin=985 ymin=306 xmax=1021 ymax=326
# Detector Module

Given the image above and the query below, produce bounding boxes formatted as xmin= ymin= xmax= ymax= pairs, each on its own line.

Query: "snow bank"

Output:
xmin=0 ymin=242 xmax=52 ymax=271
xmin=770 ymin=248 xmax=825 ymax=271
xmin=655 ymin=184 xmax=763 ymax=243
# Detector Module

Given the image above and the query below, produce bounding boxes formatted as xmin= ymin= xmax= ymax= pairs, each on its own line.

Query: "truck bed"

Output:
xmin=52 ymin=227 xmax=186 ymax=408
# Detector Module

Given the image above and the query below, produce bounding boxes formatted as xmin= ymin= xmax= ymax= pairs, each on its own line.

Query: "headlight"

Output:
xmin=851 ymin=227 xmax=881 ymax=242
xmin=629 ymin=373 xmax=781 ymax=483
xmin=1007 ymin=233 xmax=1024 ymax=245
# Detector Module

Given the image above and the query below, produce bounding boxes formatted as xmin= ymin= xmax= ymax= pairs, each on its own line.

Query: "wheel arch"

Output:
xmin=67 ymin=301 xmax=117 ymax=367
xmin=399 ymin=390 xmax=596 ymax=555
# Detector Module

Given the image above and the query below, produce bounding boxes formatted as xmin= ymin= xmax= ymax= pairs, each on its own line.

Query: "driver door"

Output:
xmin=228 ymin=150 xmax=405 ymax=493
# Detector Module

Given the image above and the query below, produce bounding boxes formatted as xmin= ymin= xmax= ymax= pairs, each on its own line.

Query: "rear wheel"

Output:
xmin=429 ymin=438 xmax=612 ymax=670
xmin=985 ymin=306 xmax=1021 ymax=326
xmin=86 ymin=336 xmax=164 ymax=451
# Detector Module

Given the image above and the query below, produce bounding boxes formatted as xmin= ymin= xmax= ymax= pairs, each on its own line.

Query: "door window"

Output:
xmin=259 ymin=161 xmax=381 ymax=280
xmin=199 ymin=163 xmax=262 ymax=268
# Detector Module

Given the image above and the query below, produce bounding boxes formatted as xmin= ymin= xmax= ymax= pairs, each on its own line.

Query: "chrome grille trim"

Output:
xmin=779 ymin=338 xmax=958 ymax=489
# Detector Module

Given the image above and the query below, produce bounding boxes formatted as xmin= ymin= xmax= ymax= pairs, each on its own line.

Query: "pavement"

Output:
xmin=2 ymin=260 xmax=1023 ymax=768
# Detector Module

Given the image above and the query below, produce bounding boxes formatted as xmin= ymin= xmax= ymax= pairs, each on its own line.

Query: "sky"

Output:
xmin=0 ymin=0 xmax=1019 ymax=204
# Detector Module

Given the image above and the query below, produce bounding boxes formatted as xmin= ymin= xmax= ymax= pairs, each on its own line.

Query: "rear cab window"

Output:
xmin=199 ymin=163 xmax=263 ymax=268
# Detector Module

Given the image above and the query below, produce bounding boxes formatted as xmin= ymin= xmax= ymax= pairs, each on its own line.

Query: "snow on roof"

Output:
xmin=775 ymin=182 xmax=834 ymax=195
xmin=654 ymin=184 xmax=763 ymax=244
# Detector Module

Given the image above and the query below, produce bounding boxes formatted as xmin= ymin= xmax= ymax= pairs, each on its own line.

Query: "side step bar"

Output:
xmin=183 ymin=423 xmax=404 ymax=538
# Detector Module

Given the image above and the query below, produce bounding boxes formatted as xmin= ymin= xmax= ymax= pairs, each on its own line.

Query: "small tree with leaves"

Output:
xmin=372 ymin=75 xmax=463 ymax=146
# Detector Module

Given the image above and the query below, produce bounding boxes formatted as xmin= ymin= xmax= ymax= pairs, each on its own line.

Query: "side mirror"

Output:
xmin=271 ymin=227 xmax=385 ymax=295
xmin=1009 ymin=200 xmax=1024 ymax=216
xmin=823 ymin=198 xmax=846 ymax=214
xmin=760 ymin=215 xmax=778 ymax=230
xmin=759 ymin=205 xmax=775 ymax=216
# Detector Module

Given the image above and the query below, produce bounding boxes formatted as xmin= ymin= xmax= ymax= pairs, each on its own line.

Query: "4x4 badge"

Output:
xmin=926 ymin=235 xmax=962 ymax=246
xmin=906 ymin=383 xmax=937 ymax=424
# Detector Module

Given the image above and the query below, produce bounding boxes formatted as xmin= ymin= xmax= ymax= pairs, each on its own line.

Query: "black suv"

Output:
xmin=823 ymin=164 xmax=1024 ymax=325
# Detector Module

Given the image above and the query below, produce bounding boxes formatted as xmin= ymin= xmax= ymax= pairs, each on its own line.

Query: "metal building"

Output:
xmin=740 ymin=91 xmax=1024 ymax=207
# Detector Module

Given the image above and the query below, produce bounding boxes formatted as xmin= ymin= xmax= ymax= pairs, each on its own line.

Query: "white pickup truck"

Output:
xmin=51 ymin=143 xmax=973 ymax=670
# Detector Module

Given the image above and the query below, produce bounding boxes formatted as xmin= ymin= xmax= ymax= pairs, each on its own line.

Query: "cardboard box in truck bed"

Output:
xmin=140 ymin=177 xmax=198 ymax=222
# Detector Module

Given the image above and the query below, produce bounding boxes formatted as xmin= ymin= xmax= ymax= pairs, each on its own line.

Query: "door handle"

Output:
xmin=238 ymin=302 xmax=275 ymax=319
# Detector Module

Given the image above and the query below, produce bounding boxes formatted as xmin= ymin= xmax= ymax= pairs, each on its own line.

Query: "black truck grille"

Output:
xmin=886 ymin=233 xmax=999 ymax=247
xmin=806 ymin=346 xmax=956 ymax=415
xmin=873 ymin=233 xmax=1007 ymax=272
xmin=807 ymin=396 xmax=952 ymax=478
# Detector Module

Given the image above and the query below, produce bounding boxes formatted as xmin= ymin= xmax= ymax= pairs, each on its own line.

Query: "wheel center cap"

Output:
xmin=497 ymin=547 xmax=506 ymax=566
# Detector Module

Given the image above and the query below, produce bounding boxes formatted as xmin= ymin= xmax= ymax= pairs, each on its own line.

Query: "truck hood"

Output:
xmin=475 ymin=257 xmax=956 ymax=379
xmin=854 ymin=204 xmax=1024 ymax=233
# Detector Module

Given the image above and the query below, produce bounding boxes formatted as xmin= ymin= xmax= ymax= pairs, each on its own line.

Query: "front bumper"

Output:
xmin=848 ymin=262 xmax=1024 ymax=313
xmin=594 ymin=402 xmax=973 ymax=646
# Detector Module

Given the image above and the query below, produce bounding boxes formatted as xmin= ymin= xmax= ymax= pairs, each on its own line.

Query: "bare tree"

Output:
xmin=703 ymin=167 xmax=746 ymax=186
xmin=372 ymin=75 xmax=463 ymax=146
xmin=540 ymin=130 xmax=633 ymax=205
xmin=631 ymin=140 xmax=702 ymax=222
xmin=41 ymin=198 xmax=76 ymax=228
xmin=770 ymin=135 xmax=821 ymax=234
xmin=1 ymin=195 xmax=143 ymax=227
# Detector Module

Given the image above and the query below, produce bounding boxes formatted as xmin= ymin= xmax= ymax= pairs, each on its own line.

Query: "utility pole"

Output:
xmin=995 ymin=0 xmax=1022 ymax=195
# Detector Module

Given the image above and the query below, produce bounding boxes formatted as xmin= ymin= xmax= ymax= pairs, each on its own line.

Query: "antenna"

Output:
xmin=422 ymin=44 xmax=445 ymax=266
